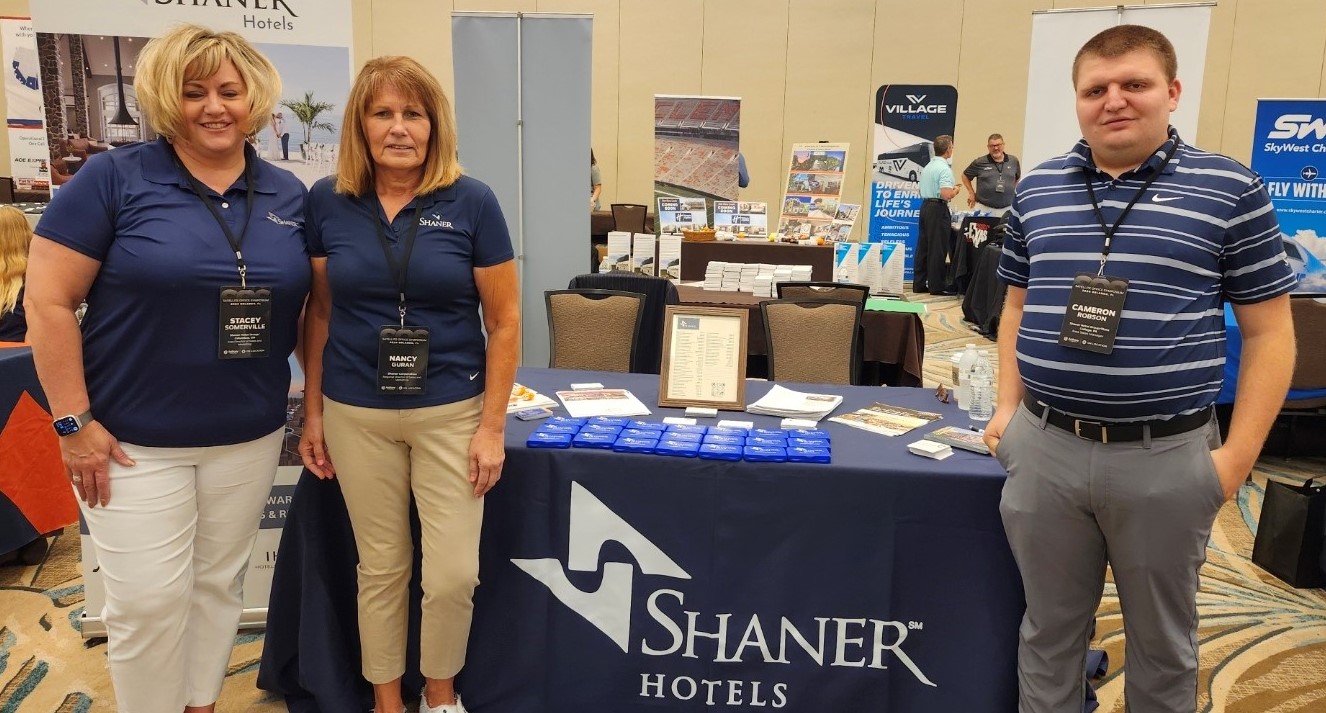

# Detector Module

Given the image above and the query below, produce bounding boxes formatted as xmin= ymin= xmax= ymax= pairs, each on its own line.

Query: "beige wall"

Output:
xmin=2 ymin=0 xmax=1324 ymax=212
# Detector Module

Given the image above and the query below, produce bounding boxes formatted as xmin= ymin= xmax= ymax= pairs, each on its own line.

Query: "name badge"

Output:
xmin=218 ymin=286 xmax=271 ymax=359
xmin=994 ymin=179 xmax=1006 ymax=193
xmin=1058 ymin=273 xmax=1128 ymax=354
xmin=377 ymin=325 xmax=430 ymax=393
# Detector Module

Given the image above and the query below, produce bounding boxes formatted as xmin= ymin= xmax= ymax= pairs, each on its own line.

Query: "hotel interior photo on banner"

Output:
xmin=5 ymin=1 xmax=1326 ymax=713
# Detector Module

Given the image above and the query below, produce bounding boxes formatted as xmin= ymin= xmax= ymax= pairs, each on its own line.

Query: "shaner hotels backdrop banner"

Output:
xmin=1252 ymin=98 xmax=1326 ymax=293
xmin=28 ymin=0 xmax=352 ymax=636
xmin=30 ymin=0 xmax=351 ymax=191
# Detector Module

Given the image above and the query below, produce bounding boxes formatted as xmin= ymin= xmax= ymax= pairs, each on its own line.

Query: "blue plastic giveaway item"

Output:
xmin=572 ymin=431 xmax=617 ymax=449
xmin=701 ymin=434 xmax=746 ymax=446
xmin=743 ymin=445 xmax=788 ymax=462
xmin=526 ymin=431 xmax=573 ymax=449
xmin=546 ymin=416 xmax=587 ymax=428
xmin=665 ymin=424 xmax=709 ymax=435
xmin=747 ymin=435 xmax=789 ymax=448
xmin=655 ymin=439 xmax=701 ymax=457
xmin=786 ymin=446 xmax=832 ymax=464
xmin=587 ymin=416 xmax=631 ymax=428
xmin=698 ymin=443 xmax=743 ymax=461
xmin=580 ymin=423 xmax=624 ymax=436
xmin=612 ymin=436 xmax=659 ymax=454
xmin=787 ymin=437 xmax=831 ymax=449
xmin=535 ymin=423 xmax=580 ymax=435
xmin=627 ymin=420 xmax=668 ymax=432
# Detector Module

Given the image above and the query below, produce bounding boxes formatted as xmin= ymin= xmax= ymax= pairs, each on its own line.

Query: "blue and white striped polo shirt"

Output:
xmin=997 ymin=132 xmax=1297 ymax=421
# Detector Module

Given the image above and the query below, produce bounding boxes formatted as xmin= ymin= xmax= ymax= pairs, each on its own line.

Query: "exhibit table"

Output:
xmin=676 ymin=285 xmax=926 ymax=386
xmin=0 ymin=345 xmax=77 ymax=557
xmin=679 ymin=241 xmax=834 ymax=281
xmin=1217 ymin=301 xmax=1326 ymax=405
xmin=258 ymin=368 xmax=1021 ymax=713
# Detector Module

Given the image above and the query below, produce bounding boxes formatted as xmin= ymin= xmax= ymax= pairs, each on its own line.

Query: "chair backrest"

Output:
xmin=760 ymin=298 xmax=863 ymax=385
xmin=566 ymin=272 xmax=679 ymax=373
xmin=545 ymin=289 xmax=645 ymax=372
xmin=611 ymin=203 xmax=648 ymax=234
xmin=1287 ymin=298 xmax=1326 ymax=408
xmin=776 ymin=281 xmax=870 ymax=308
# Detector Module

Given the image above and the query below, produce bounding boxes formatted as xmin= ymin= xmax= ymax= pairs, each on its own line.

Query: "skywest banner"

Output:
xmin=1251 ymin=98 xmax=1326 ymax=293
xmin=867 ymin=85 xmax=958 ymax=285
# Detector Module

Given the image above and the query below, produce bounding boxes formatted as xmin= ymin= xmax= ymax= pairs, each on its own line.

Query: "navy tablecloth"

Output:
xmin=258 ymin=369 xmax=1022 ymax=713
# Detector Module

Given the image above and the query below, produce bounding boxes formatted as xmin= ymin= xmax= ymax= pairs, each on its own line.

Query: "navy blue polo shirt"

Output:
xmin=36 ymin=138 xmax=310 ymax=447
xmin=306 ymin=175 xmax=514 ymax=409
xmin=998 ymin=132 xmax=1296 ymax=421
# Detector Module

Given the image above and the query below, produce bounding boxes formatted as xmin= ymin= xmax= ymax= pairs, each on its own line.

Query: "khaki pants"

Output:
xmin=324 ymin=395 xmax=485 ymax=683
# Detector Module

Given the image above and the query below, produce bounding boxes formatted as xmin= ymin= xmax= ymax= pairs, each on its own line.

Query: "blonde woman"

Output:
xmin=24 ymin=25 xmax=308 ymax=713
xmin=296 ymin=56 xmax=519 ymax=713
xmin=0 ymin=205 xmax=30 ymax=341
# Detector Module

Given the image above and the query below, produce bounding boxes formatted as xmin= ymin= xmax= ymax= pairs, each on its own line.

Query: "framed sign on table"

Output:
xmin=658 ymin=305 xmax=749 ymax=410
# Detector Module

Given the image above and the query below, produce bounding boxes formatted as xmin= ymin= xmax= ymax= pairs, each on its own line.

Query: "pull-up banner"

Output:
xmin=1251 ymin=98 xmax=1326 ymax=293
xmin=867 ymin=85 xmax=958 ymax=285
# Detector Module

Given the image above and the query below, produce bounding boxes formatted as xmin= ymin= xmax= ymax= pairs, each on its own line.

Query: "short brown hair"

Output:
xmin=336 ymin=56 xmax=462 ymax=196
xmin=987 ymin=133 xmax=1004 ymax=143
xmin=933 ymin=135 xmax=953 ymax=156
xmin=135 ymin=24 xmax=280 ymax=140
xmin=1072 ymin=24 xmax=1178 ymax=85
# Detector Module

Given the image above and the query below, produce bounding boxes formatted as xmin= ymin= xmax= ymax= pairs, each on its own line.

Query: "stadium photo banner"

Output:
xmin=776 ymin=143 xmax=849 ymax=243
xmin=1252 ymin=98 xmax=1326 ymax=294
xmin=30 ymin=0 xmax=354 ymax=192
xmin=655 ymin=95 xmax=742 ymax=210
xmin=867 ymin=85 xmax=957 ymax=284
xmin=2 ymin=17 xmax=50 ymax=192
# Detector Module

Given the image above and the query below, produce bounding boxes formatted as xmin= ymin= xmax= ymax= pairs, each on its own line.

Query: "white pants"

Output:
xmin=79 ymin=428 xmax=282 ymax=713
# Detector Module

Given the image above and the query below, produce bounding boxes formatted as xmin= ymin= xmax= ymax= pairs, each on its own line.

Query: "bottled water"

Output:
xmin=955 ymin=343 xmax=978 ymax=411
xmin=968 ymin=350 xmax=995 ymax=422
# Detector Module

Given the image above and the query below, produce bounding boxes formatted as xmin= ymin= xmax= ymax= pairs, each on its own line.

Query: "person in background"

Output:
xmin=0 ymin=205 xmax=31 ymax=341
xmin=274 ymin=110 xmax=289 ymax=161
xmin=737 ymin=151 xmax=749 ymax=188
xmin=297 ymin=55 xmax=520 ymax=713
xmin=961 ymin=133 xmax=1021 ymax=216
xmin=913 ymin=134 xmax=960 ymax=295
xmin=23 ymin=24 xmax=309 ymax=713
xmin=590 ymin=148 xmax=602 ymax=210
xmin=984 ymin=25 xmax=1296 ymax=713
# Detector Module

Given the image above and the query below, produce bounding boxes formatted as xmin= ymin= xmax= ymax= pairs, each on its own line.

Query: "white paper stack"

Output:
xmin=771 ymin=265 xmax=794 ymax=294
xmin=746 ymin=384 xmax=844 ymax=420
xmin=721 ymin=262 xmax=743 ymax=291
xmin=908 ymin=439 xmax=954 ymax=460
xmin=752 ymin=274 xmax=774 ymax=297
xmin=704 ymin=261 xmax=726 ymax=290
xmin=738 ymin=263 xmax=760 ymax=292
xmin=791 ymin=265 xmax=814 ymax=283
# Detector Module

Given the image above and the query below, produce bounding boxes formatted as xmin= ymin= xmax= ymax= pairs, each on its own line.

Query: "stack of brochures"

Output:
xmin=704 ymin=261 xmax=726 ymax=290
xmin=746 ymin=385 xmax=844 ymax=420
xmin=923 ymin=426 xmax=990 ymax=454
xmin=828 ymin=402 xmax=943 ymax=437
xmin=554 ymin=388 xmax=652 ymax=418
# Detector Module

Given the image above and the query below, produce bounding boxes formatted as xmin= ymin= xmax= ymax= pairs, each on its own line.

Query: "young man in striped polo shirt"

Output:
xmin=983 ymin=25 xmax=1297 ymax=713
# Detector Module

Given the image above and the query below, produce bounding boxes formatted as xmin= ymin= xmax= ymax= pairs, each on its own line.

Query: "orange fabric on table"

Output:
xmin=0 ymin=373 xmax=78 ymax=535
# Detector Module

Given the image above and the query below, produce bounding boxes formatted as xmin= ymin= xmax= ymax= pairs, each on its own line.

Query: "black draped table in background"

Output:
xmin=259 ymin=368 xmax=1022 ymax=713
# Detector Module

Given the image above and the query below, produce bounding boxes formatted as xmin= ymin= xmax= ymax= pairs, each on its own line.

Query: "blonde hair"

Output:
xmin=0 ymin=206 xmax=31 ymax=316
xmin=336 ymin=56 xmax=462 ymax=197
xmin=135 ymin=24 xmax=281 ymax=140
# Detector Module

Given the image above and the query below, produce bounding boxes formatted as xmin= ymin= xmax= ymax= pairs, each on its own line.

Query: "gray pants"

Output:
xmin=996 ymin=403 xmax=1226 ymax=713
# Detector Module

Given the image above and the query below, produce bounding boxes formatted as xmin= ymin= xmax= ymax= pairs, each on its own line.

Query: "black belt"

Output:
xmin=1022 ymin=396 xmax=1212 ymax=443
xmin=922 ymin=197 xmax=946 ymax=204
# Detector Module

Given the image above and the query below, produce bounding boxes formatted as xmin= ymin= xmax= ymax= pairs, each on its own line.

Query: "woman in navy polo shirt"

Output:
xmin=296 ymin=56 xmax=520 ymax=713
xmin=23 ymin=25 xmax=309 ymax=713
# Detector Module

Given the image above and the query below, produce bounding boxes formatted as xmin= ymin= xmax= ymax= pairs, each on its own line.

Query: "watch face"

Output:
xmin=53 ymin=416 xmax=81 ymax=437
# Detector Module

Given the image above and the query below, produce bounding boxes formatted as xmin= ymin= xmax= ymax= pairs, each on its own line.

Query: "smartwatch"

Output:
xmin=52 ymin=410 xmax=94 ymax=437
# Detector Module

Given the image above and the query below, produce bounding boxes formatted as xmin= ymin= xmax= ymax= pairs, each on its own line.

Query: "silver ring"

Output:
xmin=71 ymin=475 xmax=82 ymax=483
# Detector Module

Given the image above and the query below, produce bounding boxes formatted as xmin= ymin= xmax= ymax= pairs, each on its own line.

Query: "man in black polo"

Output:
xmin=961 ymin=133 xmax=1020 ymax=216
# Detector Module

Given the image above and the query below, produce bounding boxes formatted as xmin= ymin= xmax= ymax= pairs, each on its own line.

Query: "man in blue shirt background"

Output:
xmin=913 ymin=134 xmax=960 ymax=295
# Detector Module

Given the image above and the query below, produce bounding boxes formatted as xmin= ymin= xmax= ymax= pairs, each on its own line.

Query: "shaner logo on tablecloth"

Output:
xmin=512 ymin=482 xmax=936 ymax=708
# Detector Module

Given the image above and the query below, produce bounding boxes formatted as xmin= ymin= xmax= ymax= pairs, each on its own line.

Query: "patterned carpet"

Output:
xmin=1 ymin=290 xmax=1323 ymax=712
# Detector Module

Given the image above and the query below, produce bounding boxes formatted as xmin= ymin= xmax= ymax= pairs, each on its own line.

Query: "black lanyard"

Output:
xmin=1082 ymin=137 xmax=1179 ymax=275
xmin=172 ymin=147 xmax=256 ymax=286
xmin=370 ymin=196 xmax=425 ymax=327
xmin=993 ymin=158 xmax=1005 ymax=175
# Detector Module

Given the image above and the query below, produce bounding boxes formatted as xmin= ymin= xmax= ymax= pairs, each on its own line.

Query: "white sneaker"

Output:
xmin=419 ymin=692 xmax=466 ymax=713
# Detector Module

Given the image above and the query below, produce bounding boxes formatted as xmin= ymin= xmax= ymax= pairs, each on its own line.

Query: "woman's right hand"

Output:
xmin=61 ymin=421 xmax=135 ymax=508
xmin=299 ymin=415 xmax=336 ymax=479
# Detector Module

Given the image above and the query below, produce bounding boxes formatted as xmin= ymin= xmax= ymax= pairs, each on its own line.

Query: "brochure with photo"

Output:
xmin=924 ymin=425 xmax=990 ymax=455
xmin=555 ymin=389 xmax=653 ymax=418
xmin=658 ymin=196 xmax=710 ymax=234
xmin=829 ymin=402 xmax=942 ymax=437
xmin=606 ymin=231 xmax=633 ymax=272
xmin=658 ymin=234 xmax=683 ymax=280
xmin=632 ymin=233 xmax=658 ymax=276
xmin=714 ymin=200 xmax=770 ymax=239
